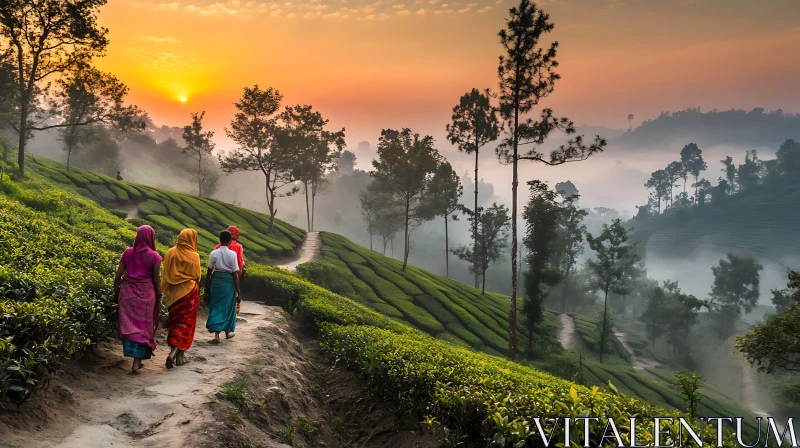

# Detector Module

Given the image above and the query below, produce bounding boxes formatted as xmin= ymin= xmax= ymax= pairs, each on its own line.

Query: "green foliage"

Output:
xmin=675 ymin=372 xmax=702 ymax=421
xmin=138 ymin=198 xmax=168 ymax=216
xmin=108 ymin=208 xmax=129 ymax=219
xmin=736 ymin=270 xmax=800 ymax=374
xmin=221 ymin=378 xmax=248 ymax=406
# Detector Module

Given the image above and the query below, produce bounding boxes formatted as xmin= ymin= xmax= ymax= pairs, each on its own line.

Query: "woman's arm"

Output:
xmin=152 ymin=261 xmax=162 ymax=298
xmin=204 ymin=268 xmax=213 ymax=296
xmin=113 ymin=260 xmax=125 ymax=301
xmin=233 ymin=271 xmax=241 ymax=298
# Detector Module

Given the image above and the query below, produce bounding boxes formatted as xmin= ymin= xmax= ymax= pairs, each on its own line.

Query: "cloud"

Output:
xmin=476 ymin=5 xmax=490 ymax=12
xmin=394 ymin=8 xmax=411 ymax=15
xmin=457 ymin=2 xmax=477 ymax=13
xmin=392 ymin=3 xmax=406 ymax=8
xmin=415 ymin=7 xmax=426 ymax=14
xmin=137 ymin=34 xmax=182 ymax=44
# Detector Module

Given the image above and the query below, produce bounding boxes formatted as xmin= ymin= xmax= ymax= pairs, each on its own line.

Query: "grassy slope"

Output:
xmin=26 ymin=155 xmax=305 ymax=260
xmin=302 ymin=232 xmax=566 ymax=357
xmin=297 ymin=233 xmax=757 ymax=429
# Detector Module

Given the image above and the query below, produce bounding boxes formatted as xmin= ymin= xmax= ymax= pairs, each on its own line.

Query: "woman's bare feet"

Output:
xmin=166 ymin=346 xmax=178 ymax=369
xmin=211 ymin=332 xmax=221 ymax=344
xmin=176 ymin=350 xmax=187 ymax=365
xmin=131 ymin=357 xmax=142 ymax=374
xmin=225 ymin=332 xmax=235 ymax=339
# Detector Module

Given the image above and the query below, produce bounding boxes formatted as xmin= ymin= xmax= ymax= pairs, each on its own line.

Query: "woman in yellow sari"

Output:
xmin=161 ymin=229 xmax=202 ymax=368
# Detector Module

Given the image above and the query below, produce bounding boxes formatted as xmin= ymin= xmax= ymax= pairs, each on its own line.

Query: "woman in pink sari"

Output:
xmin=114 ymin=225 xmax=163 ymax=374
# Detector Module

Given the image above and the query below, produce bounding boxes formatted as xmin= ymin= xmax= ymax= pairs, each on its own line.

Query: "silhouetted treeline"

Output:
xmin=618 ymin=107 xmax=800 ymax=148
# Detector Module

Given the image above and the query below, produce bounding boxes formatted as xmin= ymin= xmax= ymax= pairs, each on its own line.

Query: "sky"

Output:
xmin=95 ymin=0 xmax=800 ymax=211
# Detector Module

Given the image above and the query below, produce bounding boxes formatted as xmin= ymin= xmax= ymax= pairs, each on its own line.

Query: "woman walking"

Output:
xmin=216 ymin=225 xmax=245 ymax=314
xmin=205 ymin=230 xmax=241 ymax=343
xmin=114 ymin=225 xmax=163 ymax=374
xmin=162 ymin=229 xmax=202 ymax=369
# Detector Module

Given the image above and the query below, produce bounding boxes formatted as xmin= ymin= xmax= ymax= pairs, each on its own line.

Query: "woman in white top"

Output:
xmin=204 ymin=230 xmax=241 ymax=343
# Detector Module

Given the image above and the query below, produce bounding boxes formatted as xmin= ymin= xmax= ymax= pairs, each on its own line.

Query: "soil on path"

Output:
xmin=557 ymin=314 xmax=577 ymax=351
xmin=276 ymin=231 xmax=320 ymax=272
xmin=613 ymin=330 xmax=659 ymax=371
xmin=1 ymin=302 xmax=274 ymax=448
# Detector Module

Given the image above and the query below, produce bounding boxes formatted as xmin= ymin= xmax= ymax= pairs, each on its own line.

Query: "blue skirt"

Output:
xmin=206 ymin=272 xmax=237 ymax=334
xmin=123 ymin=338 xmax=153 ymax=359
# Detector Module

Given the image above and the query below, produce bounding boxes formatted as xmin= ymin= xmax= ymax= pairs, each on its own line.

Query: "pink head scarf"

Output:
xmin=122 ymin=225 xmax=163 ymax=281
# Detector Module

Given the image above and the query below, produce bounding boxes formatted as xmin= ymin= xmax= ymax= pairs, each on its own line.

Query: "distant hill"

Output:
xmin=616 ymin=107 xmax=800 ymax=149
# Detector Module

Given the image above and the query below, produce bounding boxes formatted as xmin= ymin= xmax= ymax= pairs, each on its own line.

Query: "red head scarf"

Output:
xmin=227 ymin=225 xmax=240 ymax=240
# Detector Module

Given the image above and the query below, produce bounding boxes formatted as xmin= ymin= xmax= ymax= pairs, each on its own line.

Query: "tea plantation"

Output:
xmin=0 ymin=156 xmax=748 ymax=445
xmin=25 ymin=155 xmax=305 ymax=260
xmin=296 ymin=232 xmax=565 ymax=357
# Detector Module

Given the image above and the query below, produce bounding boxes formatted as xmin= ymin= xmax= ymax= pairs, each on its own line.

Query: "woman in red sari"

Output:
xmin=114 ymin=225 xmax=163 ymax=374
xmin=161 ymin=229 xmax=202 ymax=368
xmin=216 ymin=225 xmax=245 ymax=313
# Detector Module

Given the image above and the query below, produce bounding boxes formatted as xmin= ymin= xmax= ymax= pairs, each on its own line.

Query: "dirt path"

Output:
xmin=613 ymin=330 xmax=659 ymax=371
xmin=276 ymin=231 xmax=321 ymax=272
xmin=2 ymin=302 xmax=277 ymax=448
xmin=557 ymin=314 xmax=577 ymax=351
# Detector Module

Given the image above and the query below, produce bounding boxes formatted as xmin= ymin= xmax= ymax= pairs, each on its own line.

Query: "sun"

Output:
xmin=179 ymin=97 xmax=188 ymax=104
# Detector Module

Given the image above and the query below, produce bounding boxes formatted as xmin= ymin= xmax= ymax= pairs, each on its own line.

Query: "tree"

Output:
xmin=664 ymin=161 xmax=682 ymax=209
xmin=721 ymin=156 xmax=736 ymax=194
xmin=446 ymin=88 xmax=500 ymax=287
xmin=776 ymin=139 xmax=800 ymax=178
xmin=419 ymin=161 xmax=463 ymax=277
xmin=0 ymin=0 xmax=110 ymax=176
xmin=370 ymin=128 xmax=441 ymax=271
xmin=521 ymin=180 xmax=562 ymax=356
xmin=586 ymin=219 xmax=639 ymax=362
xmin=552 ymin=189 xmax=587 ymax=313
xmin=736 ymin=270 xmax=800 ymax=374
xmin=627 ymin=113 xmax=634 ymax=132
xmin=679 ymin=143 xmax=706 ymax=200
xmin=453 ymin=203 xmax=511 ymax=294
xmin=220 ymin=85 xmax=296 ymax=233
xmin=736 ymin=150 xmax=762 ymax=191
xmin=709 ymin=253 xmax=762 ymax=341
xmin=53 ymin=63 xmax=143 ymax=171
xmin=496 ymin=0 xmax=606 ymax=359
xmin=771 ymin=287 xmax=793 ymax=312
xmin=641 ymin=284 xmax=669 ymax=350
xmin=554 ymin=180 xmax=578 ymax=199
xmin=675 ymin=372 xmax=703 ymax=421
xmin=359 ymin=180 xmax=404 ymax=255
xmin=693 ymin=178 xmax=711 ymax=207
xmin=644 ymin=169 xmax=668 ymax=214
xmin=182 ymin=111 xmax=217 ymax=197
xmin=279 ymin=104 xmax=345 ymax=231
xmin=337 ymin=150 xmax=357 ymax=174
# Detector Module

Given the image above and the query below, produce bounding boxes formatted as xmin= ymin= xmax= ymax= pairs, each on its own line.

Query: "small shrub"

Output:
xmin=221 ymin=378 xmax=248 ymax=406
xmin=138 ymin=199 xmax=167 ymax=216
xmin=108 ymin=208 xmax=129 ymax=219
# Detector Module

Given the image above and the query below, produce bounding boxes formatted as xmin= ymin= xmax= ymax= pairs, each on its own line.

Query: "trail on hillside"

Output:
xmin=2 ymin=302 xmax=276 ymax=448
xmin=557 ymin=314 xmax=577 ymax=351
xmin=613 ymin=330 xmax=659 ymax=371
xmin=276 ymin=231 xmax=321 ymax=271
xmin=741 ymin=362 xmax=770 ymax=417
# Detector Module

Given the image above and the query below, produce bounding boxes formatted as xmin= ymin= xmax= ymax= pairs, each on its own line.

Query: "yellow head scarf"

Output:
xmin=161 ymin=229 xmax=201 ymax=308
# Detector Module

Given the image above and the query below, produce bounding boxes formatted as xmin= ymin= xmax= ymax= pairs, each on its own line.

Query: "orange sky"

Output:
xmin=95 ymin=0 xmax=800 ymax=150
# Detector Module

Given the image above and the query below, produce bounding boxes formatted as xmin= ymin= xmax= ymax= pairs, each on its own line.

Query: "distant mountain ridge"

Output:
xmin=615 ymin=107 xmax=800 ymax=149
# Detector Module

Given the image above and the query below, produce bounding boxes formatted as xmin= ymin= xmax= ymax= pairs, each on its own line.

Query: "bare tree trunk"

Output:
xmin=444 ymin=213 xmax=449 ymax=277
xmin=402 ymin=195 xmax=410 ymax=271
xmin=391 ymin=237 xmax=394 ymax=257
xmin=265 ymin=174 xmax=276 ymax=234
xmin=473 ymin=138 xmax=480 ymax=289
xmin=382 ymin=236 xmax=388 ymax=255
xmin=17 ymin=101 xmax=27 ymax=176
xmin=198 ymin=155 xmax=203 ymax=197
xmin=600 ymin=287 xmax=609 ymax=363
xmin=66 ymin=144 xmax=73 ymax=171
xmin=482 ymin=268 xmax=487 ymax=294
xmin=509 ymin=102 xmax=519 ymax=360
xmin=311 ymin=182 xmax=316 ymax=231
xmin=304 ymin=181 xmax=311 ymax=231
